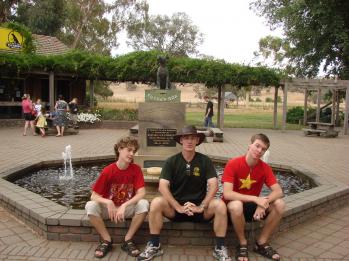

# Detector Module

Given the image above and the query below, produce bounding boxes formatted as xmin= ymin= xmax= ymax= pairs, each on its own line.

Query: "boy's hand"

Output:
xmin=106 ymin=200 xmax=117 ymax=221
xmin=115 ymin=204 xmax=126 ymax=222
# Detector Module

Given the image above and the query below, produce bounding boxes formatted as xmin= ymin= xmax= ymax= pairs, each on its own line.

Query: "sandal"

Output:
xmin=254 ymin=242 xmax=280 ymax=260
xmin=235 ymin=244 xmax=248 ymax=261
xmin=94 ymin=239 xmax=113 ymax=258
xmin=121 ymin=239 xmax=140 ymax=257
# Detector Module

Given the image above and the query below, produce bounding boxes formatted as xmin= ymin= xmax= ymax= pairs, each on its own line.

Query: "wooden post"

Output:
xmin=89 ymin=80 xmax=94 ymax=109
xmin=303 ymin=88 xmax=308 ymax=125
xmin=49 ymin=71 xmax=55 ymax=111
xmin=331 ymin=89 xmax=336 ymax=125
xmin=219 ymin=85 xmax=226 ymax=128
xmin=217 ymin=86 xmax=221 ymax=128
xmin=344 ymin=87 xmax=349 ymax=135
xmin=282 ymin=82 xmax=288 ymax=132
xmin=273 ymin=86 xmax=278 ymax=129
xmin=316 ymin=88 xmax=321 ymax=122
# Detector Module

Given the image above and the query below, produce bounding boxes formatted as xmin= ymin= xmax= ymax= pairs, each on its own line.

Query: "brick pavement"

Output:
xmin=0 ymin=127 xmax=349 ymax=260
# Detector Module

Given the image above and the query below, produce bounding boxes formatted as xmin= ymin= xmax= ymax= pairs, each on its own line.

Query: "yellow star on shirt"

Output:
xmin=239 ymin=174 xmax=256 ymax=190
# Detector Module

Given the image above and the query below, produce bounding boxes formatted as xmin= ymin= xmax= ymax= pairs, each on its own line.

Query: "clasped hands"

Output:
xmin=107 ymin=200 xmax=126 ymax=223
xmin=178 ymin=202 xmax=203 ymax=216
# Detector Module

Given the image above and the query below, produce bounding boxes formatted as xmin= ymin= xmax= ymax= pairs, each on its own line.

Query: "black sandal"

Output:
xmin=254 ymin=242 xmax=280 ymax=260
xmin=121 ymin=239 xmax=140 ymax=257
xmin=94 ymin=239 xmax=113 ymax=258
xmin=235 ymin=244 xmax=248 ymax=261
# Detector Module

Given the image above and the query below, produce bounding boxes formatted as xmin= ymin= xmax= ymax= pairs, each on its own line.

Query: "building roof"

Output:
xmin=33 ymin=34 xmax=70 ymax=55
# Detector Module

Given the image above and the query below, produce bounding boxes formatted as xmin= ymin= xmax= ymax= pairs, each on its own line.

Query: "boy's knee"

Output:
xmin=136 ymin=199 xmax=150 ymax=214
xmin=227 ymin=200 xmax=244 ymax=216
xmin=85 ymin=201 xmax=102 ymax=217
xmin=272 ymin=198 xmax=286 ymax=215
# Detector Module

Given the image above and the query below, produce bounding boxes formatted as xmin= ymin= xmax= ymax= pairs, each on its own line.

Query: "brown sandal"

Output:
xmin=254 ymin=242 xmax=280 ymax=260
xmin=94 ymin=239 xmax=113 ymax=258
xmin=121 ymin=239 xmax=140 ymax=257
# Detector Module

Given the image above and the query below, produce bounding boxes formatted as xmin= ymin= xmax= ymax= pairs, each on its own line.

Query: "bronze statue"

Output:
xmin=157 ymin=56 xmax=170 ymax=90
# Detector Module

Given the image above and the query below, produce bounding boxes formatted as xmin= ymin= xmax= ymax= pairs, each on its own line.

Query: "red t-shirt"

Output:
xmin=222 ymin=156 xmax=277 ymax=196
xmin=92 ymin=162 xmax=145 ymax=206
xmin=22 ymin=99 xmax=33 ymax=113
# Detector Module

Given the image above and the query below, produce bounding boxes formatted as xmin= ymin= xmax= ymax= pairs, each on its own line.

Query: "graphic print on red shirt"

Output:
xmin=92 ymin=162 xmax=145 ymax=206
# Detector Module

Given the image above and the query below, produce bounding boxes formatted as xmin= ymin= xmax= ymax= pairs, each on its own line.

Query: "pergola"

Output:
xmin=275 ymin=79 xmax=349 ymax=135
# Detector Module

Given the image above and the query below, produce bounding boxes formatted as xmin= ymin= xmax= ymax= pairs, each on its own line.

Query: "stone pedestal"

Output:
xmin=134 ymin=89 xmax=185 ymax=168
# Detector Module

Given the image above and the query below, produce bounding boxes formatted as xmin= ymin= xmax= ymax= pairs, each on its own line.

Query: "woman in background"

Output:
xmin=21 ymin=94 xmax=36 ymax=136
xmin=54 ymin=95 xmax=69 ymax=137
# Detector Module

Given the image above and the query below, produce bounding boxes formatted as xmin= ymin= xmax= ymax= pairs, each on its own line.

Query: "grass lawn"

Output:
xmin=98 ymin=101 xmax=302 ymax=130
xmin=186 ymin=111 xmax=302 ymax=130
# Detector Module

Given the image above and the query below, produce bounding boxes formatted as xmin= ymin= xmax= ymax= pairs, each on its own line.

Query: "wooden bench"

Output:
xmin=210 ymin=127 xmax=224 ymax=142
xmin=302 ymin=121 xmax=339 ymax=137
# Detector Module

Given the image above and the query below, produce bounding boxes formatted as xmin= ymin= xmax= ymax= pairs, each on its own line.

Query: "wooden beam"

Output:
xmin=331 ymin=90 xmax=336 ymax=125
xmin=303 ymin=89 xmax=308 ymax=125
xmin=217 ymin=86 xmax=221 ymax=128
xmin=282 ymin=83 xmax=288 ymax=132
xmin=344 ymin=87 xmax=349 ymax=135
xmin=273 ymin=86 xmax=278 ymax=129
xmin=316 ymin=88 xmax=321 ymax=122
xmin=49 ymin=71 xmax=55 ymax=111
xmin=89 ymin=80 xmax=94 ymax=109
xmin=219 ymin=85 xmax=226 ymax=128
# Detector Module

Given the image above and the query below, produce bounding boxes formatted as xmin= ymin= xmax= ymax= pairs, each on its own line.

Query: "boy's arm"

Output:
xmin=265 ymin=183 xmax=283 ymax=204
xmin=121 ymin=187 xmax=145 ymax=208
xmin=159 ymin=178 xmax=185 ymax=213
xmin=223 ymin=182 xmax=269 ymax=209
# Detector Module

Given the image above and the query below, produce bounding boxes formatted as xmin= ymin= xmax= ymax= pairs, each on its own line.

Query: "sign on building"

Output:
xmin=0 ymin=27 xmax=24 ymax=50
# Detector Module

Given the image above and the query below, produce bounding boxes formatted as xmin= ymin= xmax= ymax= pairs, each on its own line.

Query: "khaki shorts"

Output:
xmin=85 ymin=199 xmax=149 ymax=219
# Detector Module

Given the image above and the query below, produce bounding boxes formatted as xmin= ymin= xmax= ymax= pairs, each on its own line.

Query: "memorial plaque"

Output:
xmin=147 ymin=128 xmax=176 ymax=147
xmin=145 ymin=89 xmax=180 ymax=102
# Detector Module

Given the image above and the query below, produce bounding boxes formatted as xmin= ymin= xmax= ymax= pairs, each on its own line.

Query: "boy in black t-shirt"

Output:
xmin=137 ymin=126 xmax=231 ymax=261
xmin=204 ymin=95 xmax=215 ymax=127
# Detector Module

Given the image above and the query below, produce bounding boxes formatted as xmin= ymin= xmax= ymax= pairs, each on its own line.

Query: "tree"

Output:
xmin=251 ymin=0 xmax=349 ymax=79
xmin=9 ymin=0 xmax=139 ymax=55
xmin=0 ymin=0 xmax=18 ymax=23
xmin=126 ymin=8 xmax=204 ymax=57
xmin=14 ymin=0 xmax=66 ymax=36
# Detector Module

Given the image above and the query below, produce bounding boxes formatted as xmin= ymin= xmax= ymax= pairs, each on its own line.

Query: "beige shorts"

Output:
xmin=85 ymin=199 xmax=149 ymax=219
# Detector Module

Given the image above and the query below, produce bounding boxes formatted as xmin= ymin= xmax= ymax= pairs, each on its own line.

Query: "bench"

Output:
xmin=303 ymin=121 xmax=339 ymax=137
xmin=210 ymin=127 xmax=223 ymax=142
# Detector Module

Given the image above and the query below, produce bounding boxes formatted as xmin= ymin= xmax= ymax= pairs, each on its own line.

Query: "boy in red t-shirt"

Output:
xmin=85 ymin=137 xmax=149 ymax=258
xmin=222 ymin=133 xmax=285 ymax=261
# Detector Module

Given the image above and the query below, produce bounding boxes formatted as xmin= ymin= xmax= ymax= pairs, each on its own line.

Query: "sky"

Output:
xmin=113 ymin=0 xmax=284 ymax=65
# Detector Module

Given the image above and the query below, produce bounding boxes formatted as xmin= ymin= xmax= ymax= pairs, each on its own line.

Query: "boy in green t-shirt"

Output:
xmin=137 ymin=125 xmax=231 ymax=261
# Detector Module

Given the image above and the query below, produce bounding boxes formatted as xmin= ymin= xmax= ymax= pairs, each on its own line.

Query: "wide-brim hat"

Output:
xmin=173 ymin=125 xmax=205 ymax=146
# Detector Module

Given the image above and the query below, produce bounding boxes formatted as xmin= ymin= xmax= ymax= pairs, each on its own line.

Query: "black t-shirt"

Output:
xmin=205 ymin=101 xmax=213 ymax=117
xmin=160 ymin=152 xmax=217 ymax=204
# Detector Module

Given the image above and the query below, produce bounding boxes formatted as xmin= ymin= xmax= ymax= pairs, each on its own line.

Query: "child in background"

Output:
xmin=34 ymin=99 xmax=42 ymax=116
xmin=36 ymin=107 xmax=48 ymax=137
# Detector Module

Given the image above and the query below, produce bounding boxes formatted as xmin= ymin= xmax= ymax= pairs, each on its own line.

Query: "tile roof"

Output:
xmin=33 ymin=34 xmax=70 ymax=55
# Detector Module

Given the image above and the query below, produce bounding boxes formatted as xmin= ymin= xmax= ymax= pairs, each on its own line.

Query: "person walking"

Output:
xmin=204 ymin=95 xmax=215 ymax=128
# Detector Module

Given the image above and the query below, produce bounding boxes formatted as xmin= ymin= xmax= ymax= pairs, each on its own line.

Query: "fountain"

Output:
xmin=60 ymin=145 xmax=74 ymax=180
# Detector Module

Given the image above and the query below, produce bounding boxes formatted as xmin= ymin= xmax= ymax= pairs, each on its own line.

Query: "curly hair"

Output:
xmin=114 ymin=136 xmax=139 ymax=160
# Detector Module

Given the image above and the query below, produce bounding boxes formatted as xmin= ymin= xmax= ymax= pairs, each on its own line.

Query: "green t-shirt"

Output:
xmin=160 ymin=152 xmax=217 ymax=204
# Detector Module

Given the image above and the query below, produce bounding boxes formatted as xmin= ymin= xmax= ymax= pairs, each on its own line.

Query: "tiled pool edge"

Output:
xmin=0 ymin=157 xmax=348 ymax=246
